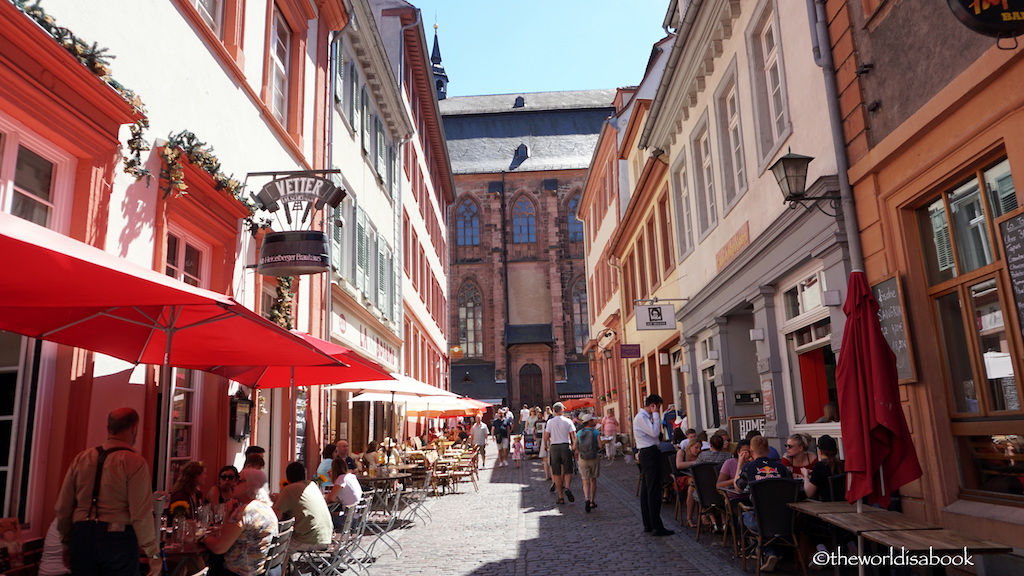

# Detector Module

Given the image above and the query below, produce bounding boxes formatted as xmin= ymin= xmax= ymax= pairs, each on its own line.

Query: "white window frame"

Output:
xmin=746 ymin=0 xmax=792 ymax=167
xmin=193 ymin=0 xmax=224 ymax=37
xmin=0 ymin=114 xmax=75 ymax=233
xmin=690 ymin=115 xmax=717 ymax=239
xmin=715 ymin=59 xmax=747 ymax=213
xmin=269 ymin=6 xmax=291 ymax=126
xmin=165 ymin=225 xmax=211 ymax=288
xmin=670 ymin=150 xmax=693 ymax=261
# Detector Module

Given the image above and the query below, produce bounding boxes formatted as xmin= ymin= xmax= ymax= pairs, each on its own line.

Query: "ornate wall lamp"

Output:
xmin=770 ymin=150 xmax=841 ymax=217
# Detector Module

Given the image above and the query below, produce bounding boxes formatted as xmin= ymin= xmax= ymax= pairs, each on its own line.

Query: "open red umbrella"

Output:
xmin=0 ymin=213 xmax=345 ymax=485
xmin=561 ymin=397 xmax=595 ymax=411
xmin=837 ymin=271 xmax=922 ymax=507
xmin=187 ymin=330 xmax=393 ymax=388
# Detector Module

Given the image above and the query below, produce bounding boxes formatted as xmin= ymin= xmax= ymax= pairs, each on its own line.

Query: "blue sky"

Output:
xmin=409 ymin=0 xmax=672 ymax=97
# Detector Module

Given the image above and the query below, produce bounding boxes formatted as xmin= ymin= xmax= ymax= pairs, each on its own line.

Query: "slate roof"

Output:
xmin=439 ymin=89 xmax=615 ymax=174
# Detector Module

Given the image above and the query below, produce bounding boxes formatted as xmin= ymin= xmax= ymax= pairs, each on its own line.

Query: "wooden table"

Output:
xmin=818 ymin=510 xmax=940 ymax=535
xmin=789 ymin=500 xmax=884 ymax=519
xmin=860 ymin=529 xmax=1011 ymax=555
xmin=162 ymin=541 xmax=208 ymax=576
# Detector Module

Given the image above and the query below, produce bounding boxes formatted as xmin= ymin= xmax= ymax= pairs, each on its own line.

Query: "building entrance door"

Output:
xmin=519 ymin=363 xmax=543 ymax=408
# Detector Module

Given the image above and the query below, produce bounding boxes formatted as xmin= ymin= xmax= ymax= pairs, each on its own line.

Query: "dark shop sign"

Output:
xmin=948 ymin=0 xmax=1024 ymax=38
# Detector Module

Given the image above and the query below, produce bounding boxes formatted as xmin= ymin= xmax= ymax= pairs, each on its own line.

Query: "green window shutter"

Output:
xmin=387 ymin=145 xmax=396 ymax=200
xmin=333 ymin=40 xmax=344 ymax=103
xmin=356 ymin=207 xmax=367 ymax=293
xmin=377 ymin=241 xmax=388 ymax=310
xmin=376 ymin=118 xmax=386 ymax=176
xmin=361 ymin=87 xmax=370 ymax=154
xmin=392 ymin=247 xmax=401 ymax=322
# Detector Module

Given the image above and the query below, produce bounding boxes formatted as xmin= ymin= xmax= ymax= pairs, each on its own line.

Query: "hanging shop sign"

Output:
xmin=634 ymin=304 xmax=675 ymax=330
xmin=947 ymin=0 xmax=1024 ymax=38
xmin=619 ymin=344 xmax=641 ymax=359
xmin=258 ymin=230 xmax=330 ymax=276
xmin=251 ymin=174 xmax=346 ymax=276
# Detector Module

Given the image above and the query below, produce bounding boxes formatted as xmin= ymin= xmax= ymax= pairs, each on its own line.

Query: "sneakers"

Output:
xmin=564 ymin=489 xmax=575 ymax=502
xmin=760 ymin=555 xmax=779 ymax=573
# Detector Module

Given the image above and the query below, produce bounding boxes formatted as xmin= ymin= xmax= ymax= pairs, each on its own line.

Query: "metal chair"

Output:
xmin=827 ymin=473 xmax=846 ymax=502
xmin=259 ymin=517 xmax=293 ymax=576
xmin=740 ymin=478 xmax=807 ymax=576
xmin=293 ymin=496 xmax=371 ymax=576
xmin=690 ymin=462 xmax=727 ymax=543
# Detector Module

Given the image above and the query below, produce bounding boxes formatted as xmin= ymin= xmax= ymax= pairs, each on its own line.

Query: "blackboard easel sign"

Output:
xmin=998 ymin=211 xmax=1024 ymax=336
xmin=870 ymin=274 xmax=916 ymax=383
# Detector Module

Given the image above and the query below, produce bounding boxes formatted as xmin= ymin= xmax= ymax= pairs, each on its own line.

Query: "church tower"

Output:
xmin=431 ymin=24 xmax=449 ymax=100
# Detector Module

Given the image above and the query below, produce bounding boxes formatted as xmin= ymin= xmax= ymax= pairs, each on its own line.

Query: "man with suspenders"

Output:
xmin=55 ymin=408 xmax=160 ymax=576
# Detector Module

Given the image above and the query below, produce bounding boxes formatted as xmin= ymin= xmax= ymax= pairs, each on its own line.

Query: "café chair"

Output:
xmin=294 ymin=496 xmax=371 ymax=576
xmin=827 ymin=473 xmax=846 ymax=503
xmin=740 ymin=478 xmax=807 ymax=576
xmin=259 ymin=517 xmax=293 ymax=576
xmin=691 ymin=463 xmax=727 ymax=544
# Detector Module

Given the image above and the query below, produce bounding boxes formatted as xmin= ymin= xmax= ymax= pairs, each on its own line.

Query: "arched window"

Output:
xmin=456 ymin=199 xmax=479 ymax=246
xmin=458 ymin=283 xmax=483 ymax=357
xmin=571 ymin=278 xmax=589 ymax=354
xmin=567 ymin=194 xmax=583 ymax=242
xmin=511 ymin=196 xmax=536 ymax=243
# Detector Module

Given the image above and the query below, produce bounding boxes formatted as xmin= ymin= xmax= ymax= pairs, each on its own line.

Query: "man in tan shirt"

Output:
xmin=55 ymin=408 xmax=159 ymax=576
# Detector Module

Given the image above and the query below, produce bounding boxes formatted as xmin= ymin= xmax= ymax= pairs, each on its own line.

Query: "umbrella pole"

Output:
xmin=156 ymin=320 xmax=177 ymax=492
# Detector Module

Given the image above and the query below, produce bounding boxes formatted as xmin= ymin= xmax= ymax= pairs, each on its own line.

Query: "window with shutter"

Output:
xmin=377 ymin=241 xmax=387 ymax=310
xmin=333 ymin=38 xmax=344 ymax=104
xmin=375 ymin=117 xmax=386 ymax=176
xmin=355 ymin=207 xmax=367 ymax=294
xmin=331 ymin=204 xmax=343 ymax=271
xmin=347 ymin=65 xmax=358 ymax=121
xmin=361 ymin=87 xmax=370 ymax=154
xmin=386 ymin=145 xmax=396 ymax=200
xmin=392 ymin=248 xmax=401 ymax=321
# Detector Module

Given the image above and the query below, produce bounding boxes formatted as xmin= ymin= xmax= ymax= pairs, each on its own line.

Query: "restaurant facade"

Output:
xmin=0 ymin=0 xmax=453 ymax=540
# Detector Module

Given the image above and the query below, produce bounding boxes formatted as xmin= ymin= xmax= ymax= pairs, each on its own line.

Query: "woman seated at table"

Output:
xmin=802 ymin=434 xmax=843 ymax=501
xmin=324 ymin=458 xmax=363 ymax=531
xmin=782 ymin=433 xmax=818 ymax=479
xmin=362 ymin=441 xmax=382 ymax=470
xmin=167 ymin=461 xmax=208 ymax=518
xmin=207 ymin=465 xmax=239 ymax=506
xmin=202 ymin=467 xmax=278 ymax=576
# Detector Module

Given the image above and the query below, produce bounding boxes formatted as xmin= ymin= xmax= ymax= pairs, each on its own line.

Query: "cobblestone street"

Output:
xmin=366 ymin=442 xmax=754 ymax=576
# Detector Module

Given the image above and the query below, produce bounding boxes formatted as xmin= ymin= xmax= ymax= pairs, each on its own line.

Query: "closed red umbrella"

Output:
xmin=837 ymin=271 xmax=922 ymax=507
xmin=561 ymin=397 xmax=594 ymax=411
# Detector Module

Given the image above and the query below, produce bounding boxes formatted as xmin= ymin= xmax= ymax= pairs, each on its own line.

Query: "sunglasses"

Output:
xmin=785 ymin=444 xmax=800 ymax=448
xmin=220 ymin=474 xmax=238 ymax=480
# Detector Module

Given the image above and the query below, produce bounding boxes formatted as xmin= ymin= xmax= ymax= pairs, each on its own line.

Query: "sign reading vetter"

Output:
xmin=251 ymin=175 xmax=346 ymax=276
xmin=635 ymin=304 xmax=675 ymax=330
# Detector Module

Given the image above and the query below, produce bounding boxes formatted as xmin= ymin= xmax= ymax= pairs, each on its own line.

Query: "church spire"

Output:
xmin=430 ymin=23 xmax=448 ymax=101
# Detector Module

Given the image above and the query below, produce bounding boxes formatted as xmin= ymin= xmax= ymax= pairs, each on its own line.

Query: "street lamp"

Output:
xmin=770 ymin=149 xmax=841 ymax=216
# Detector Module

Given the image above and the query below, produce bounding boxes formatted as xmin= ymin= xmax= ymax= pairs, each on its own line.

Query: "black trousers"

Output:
xmin=69 ymin=521 xmax=139 ymax=576
xmin=638 ymin=446 xmax=666 ymax=531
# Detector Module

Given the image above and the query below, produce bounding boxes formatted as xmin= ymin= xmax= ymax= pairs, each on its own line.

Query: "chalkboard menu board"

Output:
xmin=871 ymin=275 xmax=915 ymax=382
xmin=999 ymin=212 xmax=1024 ymax=335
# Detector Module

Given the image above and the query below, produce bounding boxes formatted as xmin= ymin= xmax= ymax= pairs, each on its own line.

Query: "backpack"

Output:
xmin=577 ymin=429 xmax=599 ymax=460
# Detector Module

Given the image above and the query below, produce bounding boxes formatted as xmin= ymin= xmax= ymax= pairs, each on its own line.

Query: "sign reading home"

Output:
xmin=252 ymin=175 xmax=346 ymax=276
xmin=635 ymin=304 xmax=675 ymax=331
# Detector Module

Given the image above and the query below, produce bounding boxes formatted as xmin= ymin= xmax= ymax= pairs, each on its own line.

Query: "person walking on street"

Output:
xmin=519 ymin=404 xmax=531 ymax=435
xmin=491 ymin=409 xmax=511 ymax=467
xmin=55 ymin=407 xmax=161 ymax=576
xmin=469 ymin=415 xmax=489 ymax=468
xmin=634 ymin=394 xmax=674 ymax=536
xmin=600 ymin=408 xmax=619 ymax=460
xmin=576 ymin=413 xmax=602 ymax=512
xmin=543 ymin=402 xmax=577 ymax=505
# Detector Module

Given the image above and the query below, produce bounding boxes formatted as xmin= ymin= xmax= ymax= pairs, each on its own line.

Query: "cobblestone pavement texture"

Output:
xmin=361 ymin=440 xmax=789 ymax=576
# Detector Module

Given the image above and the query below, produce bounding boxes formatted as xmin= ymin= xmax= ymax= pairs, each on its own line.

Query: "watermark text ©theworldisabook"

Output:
xmin=812 ymin=547 xmax=975 ymax=568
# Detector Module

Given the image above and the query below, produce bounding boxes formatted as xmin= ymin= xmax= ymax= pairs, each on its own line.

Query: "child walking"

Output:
xmin=511 ymin=435 xmax=525 ymax=468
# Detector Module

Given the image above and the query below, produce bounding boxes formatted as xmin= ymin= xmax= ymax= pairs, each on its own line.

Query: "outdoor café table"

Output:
xmin=859 ymin=529 xmax=1011 ymax=574
xmin=817 ymin=509 xmax=940 ymax=535
xmin=390 ymin=463 xmax=421 ymax=471
xmin=788 ymin=500 xmax=885 ymax=519
xmin=161 ymin=540 xmax=208 ymax=576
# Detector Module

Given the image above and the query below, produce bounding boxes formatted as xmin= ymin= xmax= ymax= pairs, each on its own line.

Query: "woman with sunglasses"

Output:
xmin=781 ymin=433 xmax=818 ymax=479
xmin=206 ymin=465 xmax=239 ymax=506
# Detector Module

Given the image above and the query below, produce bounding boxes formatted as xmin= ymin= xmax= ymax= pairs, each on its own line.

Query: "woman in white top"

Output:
xmin=324 ymin=459 xmax=363 ymax=531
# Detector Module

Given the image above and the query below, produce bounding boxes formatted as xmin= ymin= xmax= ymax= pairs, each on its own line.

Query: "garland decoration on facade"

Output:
xmin=160 ymin=130 xmax=271 ymax=235
xmin=13 ymin=0 xmax=152 ymax=182
xmin=269 ymin=276 xmax=294 ymax=330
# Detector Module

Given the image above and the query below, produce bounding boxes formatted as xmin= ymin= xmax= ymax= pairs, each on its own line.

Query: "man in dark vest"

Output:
xmin=55 ymin=407 xmax=160 ymax=576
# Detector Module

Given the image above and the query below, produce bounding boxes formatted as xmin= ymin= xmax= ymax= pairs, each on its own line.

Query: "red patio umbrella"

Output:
xmin=0 ymin=213 xmax=344 ymax=485
xmin=187 ymin=330 xmax=393 ymax=388
xmin=561 ymin=397 xmax=595 ymax=411
xmin=836 ymin=271 xmax=922 ymax=507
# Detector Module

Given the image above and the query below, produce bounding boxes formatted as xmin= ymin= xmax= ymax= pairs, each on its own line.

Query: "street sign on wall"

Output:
xmin=634 ymin=304 xmax=675 ymax=330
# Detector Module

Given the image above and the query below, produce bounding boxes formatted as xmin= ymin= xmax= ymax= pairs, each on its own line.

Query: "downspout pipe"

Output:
xmin=807 ymin=0 xmax=864 ymax=272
